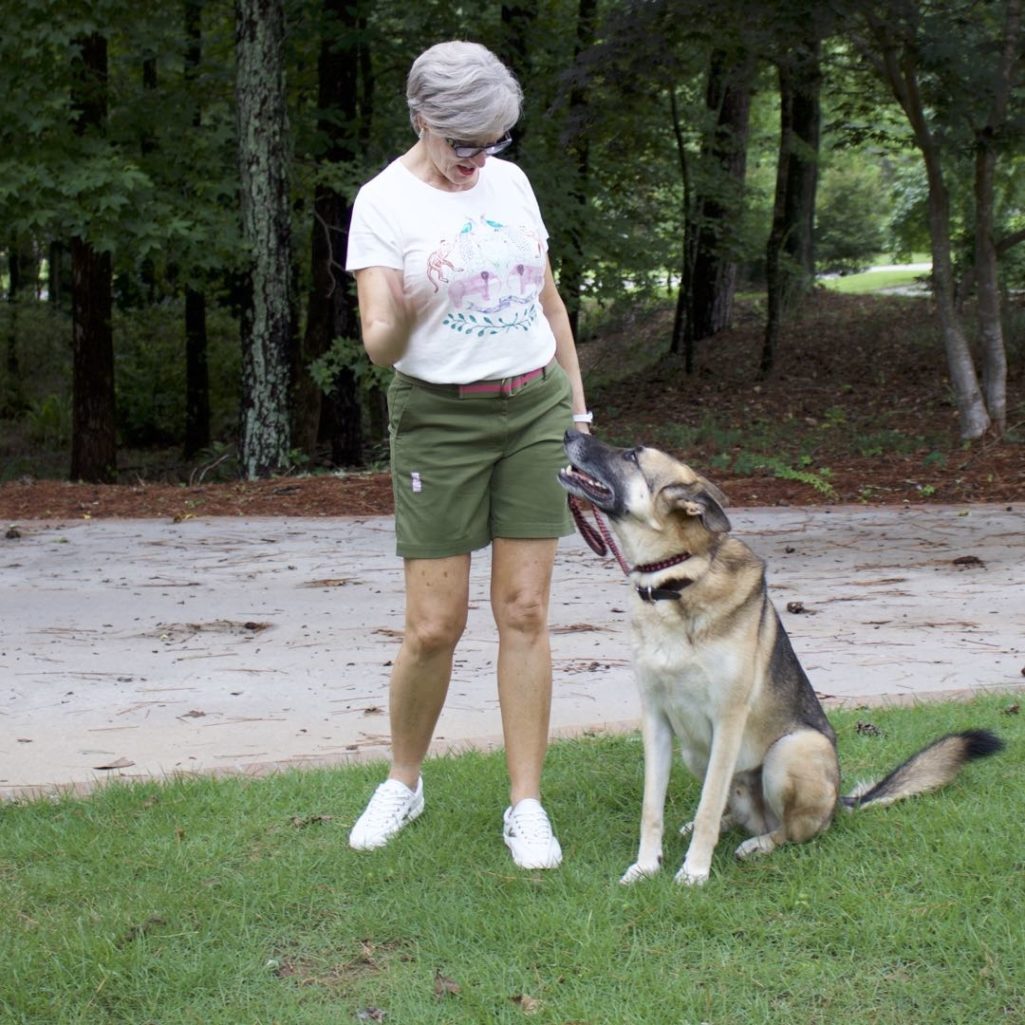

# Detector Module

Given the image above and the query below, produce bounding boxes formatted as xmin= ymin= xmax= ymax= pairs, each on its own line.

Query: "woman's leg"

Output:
xmin=490 ymin=537 xmax=558 ymax=805
xmin=387 ymin=554 xmax=471 ymax=787
xmin=350 ymin=554 xmax=470 ymax=850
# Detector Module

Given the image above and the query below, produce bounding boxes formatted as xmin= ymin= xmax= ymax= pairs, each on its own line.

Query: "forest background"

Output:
xmin=0 ymin=0 xmax=1022 ymax=503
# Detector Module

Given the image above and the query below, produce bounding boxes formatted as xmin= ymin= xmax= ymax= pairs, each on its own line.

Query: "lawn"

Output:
xmin=819 ymin=266 xmax=929 ymax=294
xmin=1 ymin=694 xmax=1021 ymax=1025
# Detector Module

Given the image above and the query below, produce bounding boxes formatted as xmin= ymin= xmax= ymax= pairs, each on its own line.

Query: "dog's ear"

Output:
xmin=662 ymin=481 xmax=731 ymax=534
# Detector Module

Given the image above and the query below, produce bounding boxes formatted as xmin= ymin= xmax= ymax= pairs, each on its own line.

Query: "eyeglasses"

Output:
xmin=444 ymin=132 xmax=513 ymax=159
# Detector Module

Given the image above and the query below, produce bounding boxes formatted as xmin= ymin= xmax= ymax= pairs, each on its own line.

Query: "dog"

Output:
xmin=559 ymin=430 xmax=1003 ymax=885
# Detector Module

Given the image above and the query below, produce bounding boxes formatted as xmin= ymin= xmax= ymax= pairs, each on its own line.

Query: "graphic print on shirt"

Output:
xmin=428 ymin=215 xmax=545 ymax=337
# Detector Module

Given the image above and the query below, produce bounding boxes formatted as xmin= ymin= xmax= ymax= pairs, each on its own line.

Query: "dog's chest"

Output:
xmin=631 ymin=612 xmax=744 ymax=708
xmin=630 ymin=606 xmax=754 ymax=759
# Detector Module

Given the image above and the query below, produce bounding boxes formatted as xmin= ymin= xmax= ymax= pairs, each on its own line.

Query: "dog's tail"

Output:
xmin=841 ymin=729 xmax=1004 ymax=811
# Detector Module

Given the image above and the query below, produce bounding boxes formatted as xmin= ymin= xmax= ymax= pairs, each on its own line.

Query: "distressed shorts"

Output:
xmin=387 ymin=361 xmax=574 ymax=559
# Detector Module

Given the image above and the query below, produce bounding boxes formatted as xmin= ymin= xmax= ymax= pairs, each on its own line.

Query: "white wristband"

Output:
xmin=572 ymin=411 xmax=594 ymax=424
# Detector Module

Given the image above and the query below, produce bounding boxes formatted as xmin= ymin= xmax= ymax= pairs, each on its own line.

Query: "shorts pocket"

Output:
xmin=387 ymin=376 xmax=416 ymax=439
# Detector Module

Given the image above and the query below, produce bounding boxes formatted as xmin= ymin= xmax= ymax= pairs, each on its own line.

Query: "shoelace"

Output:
xmin=366 ymin=782 xmax=414 ymax=826
xmin=509 ymin=804 xmax=552 ymax=841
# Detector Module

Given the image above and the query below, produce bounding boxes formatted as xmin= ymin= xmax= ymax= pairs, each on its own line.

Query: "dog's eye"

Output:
xmin=624 ymin=447 xmax=641 ymax=464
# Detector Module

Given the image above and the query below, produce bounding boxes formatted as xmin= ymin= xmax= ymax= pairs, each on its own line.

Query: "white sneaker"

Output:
xmin=503 ymin=798 xmax=562 ymax=869
xmin=349 ymin=777 xmax=424 ymax=850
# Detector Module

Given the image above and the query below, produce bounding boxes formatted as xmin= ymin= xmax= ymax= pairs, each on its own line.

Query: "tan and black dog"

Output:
xmin=559 ymin=430 xmax=1003 ymax=886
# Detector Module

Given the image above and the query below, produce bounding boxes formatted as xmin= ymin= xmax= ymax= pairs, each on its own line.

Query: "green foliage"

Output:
xmin=815 ymin=158 xmax=888 ymax=273
xmin=885 ymin=159 xmax=932 ymax=262
xmin=114 ymin=302 xmax=240 ymax=449
xmin=26 ymin=394 xmax=72 ymax=447
xmin=2 ymin=0 xmax=1024 ymax=474
xmin=308 ymin=336 xmax=392 ymax=396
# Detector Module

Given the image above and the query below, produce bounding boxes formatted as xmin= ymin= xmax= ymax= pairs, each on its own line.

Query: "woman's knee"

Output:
xmin=493 ymin=590 xmax=549 ymax=637
xmin=404 ymin=607 xmax=466 ymax=655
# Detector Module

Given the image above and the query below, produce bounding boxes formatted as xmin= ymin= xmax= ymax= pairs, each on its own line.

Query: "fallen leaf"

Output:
xmin=93 ymin=756 xmax=135 ymax=770
xmin=952 ymin=554 xmax=985 ymax=569
xmin=510 ymin=993 xmax=542 ymax=1014
xmin=434 ymin=970 xmax=461 ymax=998
xmin=356 ymin=1009 xmax=387 ymax=1022
xmin=289 ymin=814 xmax=333 ymax=828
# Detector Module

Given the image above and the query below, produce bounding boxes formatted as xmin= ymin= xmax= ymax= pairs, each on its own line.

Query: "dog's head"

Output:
xmin=559 ymin=430 xmax=730 ymax=561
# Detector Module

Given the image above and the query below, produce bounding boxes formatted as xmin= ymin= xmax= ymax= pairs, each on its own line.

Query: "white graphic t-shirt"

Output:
xmin=346 ymin=157 xmax=557 ymax=384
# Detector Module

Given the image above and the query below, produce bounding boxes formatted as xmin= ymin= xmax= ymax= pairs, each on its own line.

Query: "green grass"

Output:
xmin=2 ymin=694 xmax=1022 ymax=1024
xmin=820 ymin=267 xmax=928 ymax=294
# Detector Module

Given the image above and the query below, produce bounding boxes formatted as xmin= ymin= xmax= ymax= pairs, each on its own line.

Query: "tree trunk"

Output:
xmin=3 ymin=241 xmax=26 ymax=416
xmin=69 ymin=32 xmax=117 ymax=483
xmin=70 ymin=240 xmax=116 ymax=482
xmin=557 ymin=0 xmax=597 ymax=339
xmin=669 ymin=88 xmax=695 ymax=364
xmin=499 ymin=2 xmax=537 ymax=158
xmin=295 ymin=0 xmax=366 ymax=467
xmin=235 ymin=0 xmax=295 ymax=478
xmin=183 ymin=0 xmax=211 ymax=460
xmin=974 ymin=142 xmax=1007 ymax=436
xmin=184 ymin=286 xmax=210 ymax=457
xmin=47 ymin=241 xmax=66 ymax=307
xmin=688 ymin=50 xmax=753 ymax=345
xmin=762 ymin=37 xmax=821 ymax=376
xmin=865 ymin=14 xmax=990 ymax=440
xmin=971 ymin=0 xmax=1020 ymax=437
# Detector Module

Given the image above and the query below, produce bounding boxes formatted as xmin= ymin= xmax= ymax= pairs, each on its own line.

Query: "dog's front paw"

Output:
xmin=674 ymin=863 xmax=710 ymax=887
xmin=619 ymin=861 xmax=661 ymax=885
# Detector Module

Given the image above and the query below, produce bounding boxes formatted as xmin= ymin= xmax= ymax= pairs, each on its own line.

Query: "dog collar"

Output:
xmin=632 ymin=552 xmax=692 ymax=575
xmin=636 ymin=577 xmax=693 ymax=603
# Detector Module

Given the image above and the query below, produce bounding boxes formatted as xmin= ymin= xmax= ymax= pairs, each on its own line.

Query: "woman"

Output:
xmin=345 ymin=40 xmax=591 ymax=869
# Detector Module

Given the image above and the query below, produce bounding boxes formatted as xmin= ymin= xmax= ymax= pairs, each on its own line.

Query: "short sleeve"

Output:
xmin=345 ymin=184 xmax=403 ymax=272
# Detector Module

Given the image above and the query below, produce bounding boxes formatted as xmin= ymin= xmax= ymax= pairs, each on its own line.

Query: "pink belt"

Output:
xmin=457 ymin=360 xmax=554 ymax=397
xmin=398 ymin=360 xmax=556 ymax=398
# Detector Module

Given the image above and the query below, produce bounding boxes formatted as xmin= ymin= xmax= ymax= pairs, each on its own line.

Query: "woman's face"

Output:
xmin=420 ymin=126 xmax=511 ymax=190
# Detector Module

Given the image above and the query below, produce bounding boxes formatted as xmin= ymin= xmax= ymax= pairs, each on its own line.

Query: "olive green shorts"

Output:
xmin=387 ymin=362 xmax=575 ymax=558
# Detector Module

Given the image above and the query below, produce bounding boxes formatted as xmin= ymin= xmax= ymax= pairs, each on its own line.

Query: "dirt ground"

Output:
xmin=1 ymin=292 xmax=1022 ymax=520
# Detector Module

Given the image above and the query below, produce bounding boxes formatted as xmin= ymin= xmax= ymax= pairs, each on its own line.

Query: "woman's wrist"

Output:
xmin=572 ymin=411 xmax=593 ymax=424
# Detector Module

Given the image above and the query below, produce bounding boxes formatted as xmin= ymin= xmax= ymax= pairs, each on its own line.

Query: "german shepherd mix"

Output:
xmin=559 ymin=430 xmax=1003 ymax=886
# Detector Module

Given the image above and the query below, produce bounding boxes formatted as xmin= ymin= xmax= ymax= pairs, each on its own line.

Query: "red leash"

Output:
xmin=567 ymin=495 xmax=631 ymax=575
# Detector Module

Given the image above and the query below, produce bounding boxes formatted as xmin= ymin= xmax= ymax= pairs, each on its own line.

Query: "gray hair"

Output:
xmin=407 ymin=41 xmax=522 ymax=140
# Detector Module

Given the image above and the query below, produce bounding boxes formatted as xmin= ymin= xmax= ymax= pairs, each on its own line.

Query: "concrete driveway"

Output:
xmin=2 ymin=504 xmax=1022 ymax=799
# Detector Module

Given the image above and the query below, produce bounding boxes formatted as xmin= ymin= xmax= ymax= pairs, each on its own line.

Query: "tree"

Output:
xmin=686 ymin=47 xmax=756 ymax=344
xmin=235 ymin=0 xmax=295 ymax=477
xmin=183 ymin=0 xmax=210 ymax=460
xmin=295 ymin=0 xmax=366 ymax=467
xmin=852 ymin=0 xmax=1024 ymax=439
xmin=970 ymin=0 xmax=1022 ymax=436
xmin=69 ymin=31 xmax=117 ymax=484
xmin=554 ymin=0 xmax=598 ymax=339
xmin=762 ymin=18 xmax=824 ymax=376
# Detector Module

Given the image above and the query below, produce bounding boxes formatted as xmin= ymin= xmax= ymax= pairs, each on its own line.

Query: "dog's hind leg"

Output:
xmin=735 ymin=729 xmax=839 ymax=861
xmin=621 ymin=709 xmax=674 ymax=885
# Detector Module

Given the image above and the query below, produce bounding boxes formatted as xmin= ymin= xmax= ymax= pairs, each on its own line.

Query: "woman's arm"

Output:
xmin=539 ymin=258 xmax=590 ymax=433
xmin=354 ymin=266 xmax=414 ymax=367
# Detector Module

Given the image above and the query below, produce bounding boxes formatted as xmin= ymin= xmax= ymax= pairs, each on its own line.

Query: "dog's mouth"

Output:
xmin=558 ymin=464 xmax=615 ymax=508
